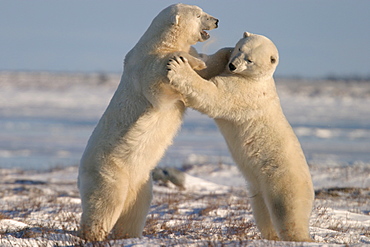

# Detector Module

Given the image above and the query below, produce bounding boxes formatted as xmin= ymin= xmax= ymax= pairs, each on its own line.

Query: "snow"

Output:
xmin=0 ymin=220 xmax=29 ymax=232
xmin=0 ymin=164 xmax=369 ymax=246
xmin=0 ymin=72 xmax=369 ymax=246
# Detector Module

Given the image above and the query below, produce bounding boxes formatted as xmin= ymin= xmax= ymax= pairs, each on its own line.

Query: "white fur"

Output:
xmin=78 ymin=4 xmax=219 ymax=241
xmin=167 ymin=32 xmax=315 ymax=242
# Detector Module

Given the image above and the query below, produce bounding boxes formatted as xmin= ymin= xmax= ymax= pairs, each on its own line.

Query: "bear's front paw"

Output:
xmin=166 ymin=56 xmax=190 ymax=84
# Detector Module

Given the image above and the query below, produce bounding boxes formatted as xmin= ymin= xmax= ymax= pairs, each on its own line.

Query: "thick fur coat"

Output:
xmin=78 ymin=4 xmax=224 ymax=241
xmin=167 ymin=32 xmax=314 ymax=242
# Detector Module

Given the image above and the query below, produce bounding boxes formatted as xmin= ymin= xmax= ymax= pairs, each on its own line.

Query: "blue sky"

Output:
xmin=1 ymin=0 xmax=369 ymax=78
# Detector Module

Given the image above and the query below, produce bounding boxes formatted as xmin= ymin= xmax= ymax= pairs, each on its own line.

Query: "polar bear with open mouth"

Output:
xmin=78 ymin=4 xmax=226 ymax=241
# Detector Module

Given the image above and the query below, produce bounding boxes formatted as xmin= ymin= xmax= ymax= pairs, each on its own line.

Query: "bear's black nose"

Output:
xmin=229 ymin=63 xmax=236 ymax=71
xmin=215 ymin=19 xmax=219 ymax=27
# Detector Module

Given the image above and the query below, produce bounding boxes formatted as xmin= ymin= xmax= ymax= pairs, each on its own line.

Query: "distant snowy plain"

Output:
xmin=0 ymin=72 xmax=369 ymax=246
xmin=1 ymin=72 xmax=369 ymax=170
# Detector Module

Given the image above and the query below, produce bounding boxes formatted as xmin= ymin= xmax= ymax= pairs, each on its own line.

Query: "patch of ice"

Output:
xmin=185 ymin=174 xmax=230 ymax=194
xmin=330 ymin=209 xmax=370 ymax=223
xmin=0 ymin=219 xmax=29 ymax=232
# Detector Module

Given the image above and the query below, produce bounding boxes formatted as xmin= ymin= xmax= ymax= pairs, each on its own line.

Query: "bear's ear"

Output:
xmin=270 ymin=55 xmax=277 ymax=64
xmin=171 ymin=14 xmax=180 ymax=26
xmin=243 ymin=32 xmax=251 ymax=38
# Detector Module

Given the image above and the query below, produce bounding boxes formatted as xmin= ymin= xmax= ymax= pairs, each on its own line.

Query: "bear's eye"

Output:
xmin=246 ymin=59 xmax=253 ymax=64
xmin=238 ymin=48 xmax=241 ymax=52
xmin=197 ymin=14 xmax=201 ymax=18
xmin=270 ymin=56 xmax=276 ymax=64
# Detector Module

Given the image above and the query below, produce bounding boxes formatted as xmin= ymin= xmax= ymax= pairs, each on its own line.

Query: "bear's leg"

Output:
xmin=266 ymin=189 xmax=313 ymax=242
xmin=250 ymin=193 xmax=279 ymax=240
xmin=111 ymin=177 xmax=153 ymax=239
xmin=79 ymin=174 xmax=129 ymax=241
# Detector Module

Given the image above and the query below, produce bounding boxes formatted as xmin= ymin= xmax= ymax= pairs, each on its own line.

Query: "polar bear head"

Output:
xmin=228 ymin=32 xmax=279 ymax=79
xmin=148 ymin=4 xmax=219 ymax=48
xmin=170 ymin=4 xmax=219 ymax=44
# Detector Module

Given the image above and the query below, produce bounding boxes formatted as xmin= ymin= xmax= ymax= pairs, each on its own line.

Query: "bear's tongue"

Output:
xmin=201 ymin=30 xmax=210 ymax=40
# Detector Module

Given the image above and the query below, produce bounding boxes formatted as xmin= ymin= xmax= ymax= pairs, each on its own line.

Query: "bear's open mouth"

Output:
xmin=201 ymin=30 xmax=210 ymax=40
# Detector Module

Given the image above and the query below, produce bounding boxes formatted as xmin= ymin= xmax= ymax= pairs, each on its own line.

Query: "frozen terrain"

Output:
xmin=0 ymin=164 xmax=369 ymax=246
xmin=1 ymin=72 xmax=370 ymax=170
xmin=1 ymin=72 xmax=370 ymax=169
xmin=0 ymin=71 xmax=369 ymax=246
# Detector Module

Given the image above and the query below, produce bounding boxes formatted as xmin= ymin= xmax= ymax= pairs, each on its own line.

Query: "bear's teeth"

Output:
xmin=201 ymin=30 xmax=210 ymax=40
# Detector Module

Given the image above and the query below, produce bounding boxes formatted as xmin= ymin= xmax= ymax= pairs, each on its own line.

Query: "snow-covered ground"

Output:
xmin=0 ymin=164 xmax=369 ymax=246
xmin=1 ymin=72 xmax=370 ymax=169
xmin=0 ymin=71 xmax=369 ymax=246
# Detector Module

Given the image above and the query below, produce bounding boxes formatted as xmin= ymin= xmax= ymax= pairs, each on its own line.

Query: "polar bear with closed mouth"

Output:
xmin=77 ymin=4 xmax=228 ymax=241
xmin=166 ymin=32 xmax=315 ymax=242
